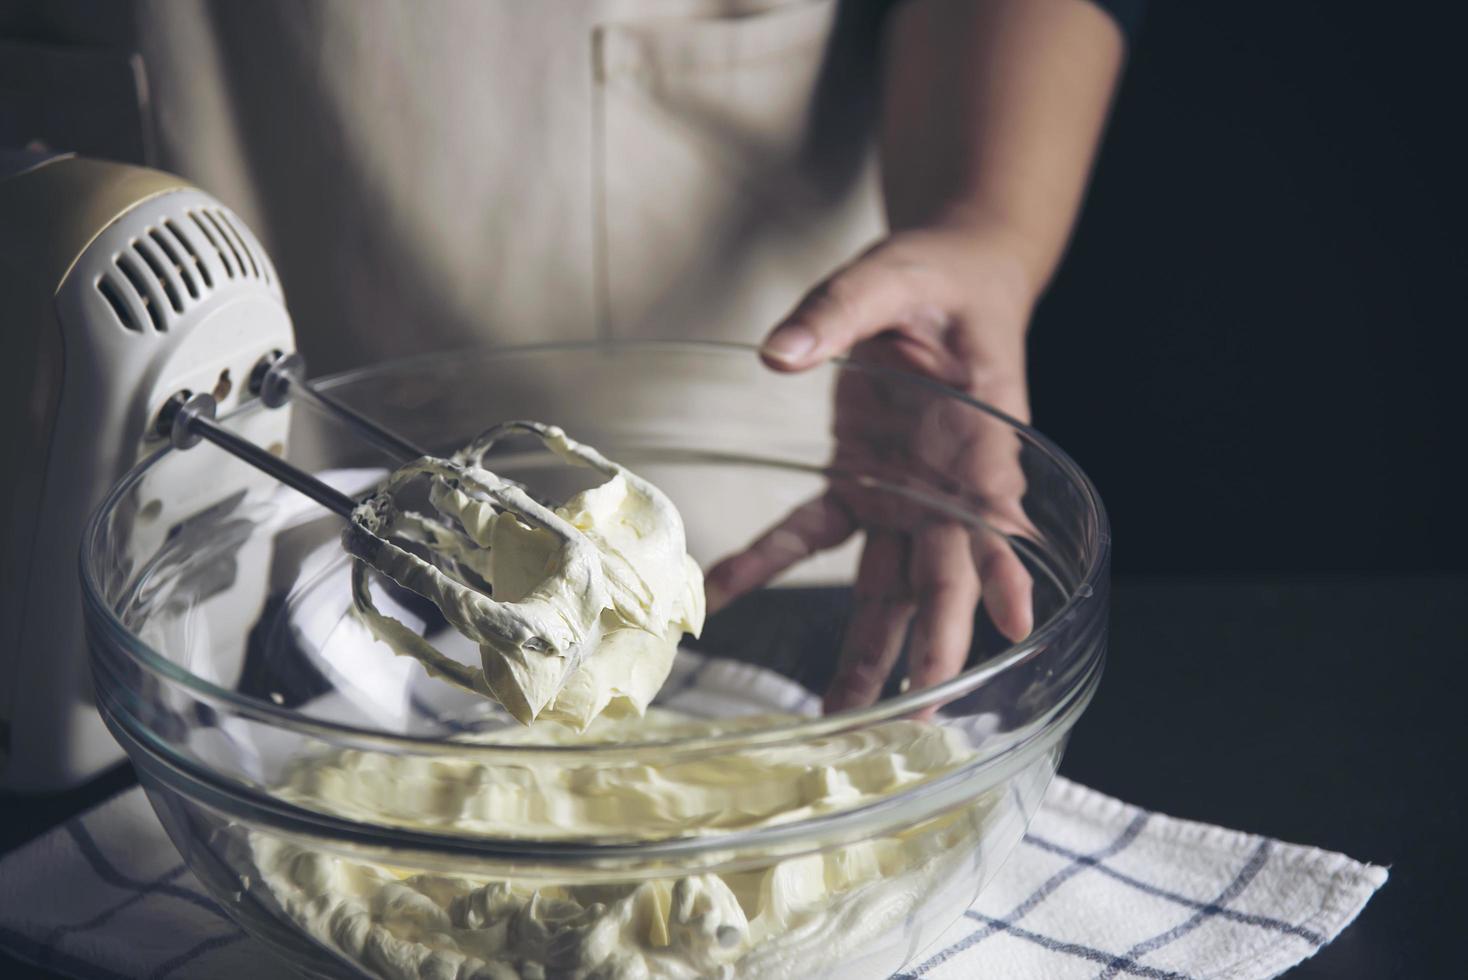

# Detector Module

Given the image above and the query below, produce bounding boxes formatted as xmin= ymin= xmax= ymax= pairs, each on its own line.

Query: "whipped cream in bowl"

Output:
xmin=81 ymin=343 xmax=1109 ymax=980
xmin=233 ymin=425 xmax=1019 ymax=978
xmin=240 ymin=703 xmax=1013 ymax=980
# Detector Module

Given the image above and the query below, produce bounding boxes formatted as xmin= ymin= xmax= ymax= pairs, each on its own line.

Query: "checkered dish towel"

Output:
xmin=0 ymin=657 xmax=1385 ymax=980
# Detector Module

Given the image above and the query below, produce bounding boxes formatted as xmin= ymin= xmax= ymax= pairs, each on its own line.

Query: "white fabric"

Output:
xmin=0 ymin=656 xmax=1386 ymax=980
xmin=1 ymin=0 xmax=885 ymax=373
xmin=0 ymin=778 xmax=1386 ymax=980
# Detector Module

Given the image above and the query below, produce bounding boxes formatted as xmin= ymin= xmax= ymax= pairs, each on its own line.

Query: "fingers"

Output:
xmin=918 ymin=392 xmax=1041 ymax=543
xmin=905 ymin=524 xmax=982 ymax=694
xmin=824 ymin=530 xmax=915 ymax=714
xmin=703 ymin=491 xmax=857 ymax=613
xmin=924 ymin=372 xmax=1035 ymax=643
xmin=972 ymin=527 xmax=1035 ymax=643
xmin=821 ymin=522 xmax=1033 ymax=717
xmin=760 ymin=246 xmax=950 ymax=373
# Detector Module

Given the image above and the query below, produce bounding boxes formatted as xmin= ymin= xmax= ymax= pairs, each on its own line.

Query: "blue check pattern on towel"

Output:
xmin=0 ymin=777 xmax=1388 ymax=980
xmin=0 ymin=657 xmax=1385 ymax=979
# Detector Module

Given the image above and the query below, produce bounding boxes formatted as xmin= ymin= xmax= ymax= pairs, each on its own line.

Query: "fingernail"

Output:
xmin=761 ymin=325 xmax=817 ymax=364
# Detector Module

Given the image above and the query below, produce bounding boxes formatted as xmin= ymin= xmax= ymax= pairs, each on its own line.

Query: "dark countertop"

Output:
xmin=1061 ymin=573 xmax=1464 ymax=978
xmin=3 ymin=573 xmax=1461 ymax=977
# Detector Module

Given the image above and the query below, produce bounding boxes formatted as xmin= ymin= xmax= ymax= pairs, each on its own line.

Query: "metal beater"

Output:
xmin=153 ymin=351 xmax=627 ymax=690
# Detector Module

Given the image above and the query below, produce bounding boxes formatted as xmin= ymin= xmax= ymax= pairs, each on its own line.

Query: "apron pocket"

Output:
xmin=593 ymin=0 xmax=884 ymax=343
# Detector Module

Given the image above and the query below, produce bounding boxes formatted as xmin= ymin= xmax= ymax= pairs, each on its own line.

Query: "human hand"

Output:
xmin=704 ymin=220 xmax=1041 ymax=712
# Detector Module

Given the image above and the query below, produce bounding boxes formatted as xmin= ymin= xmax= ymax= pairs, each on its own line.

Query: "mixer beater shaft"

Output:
xmin=150 ymin=369 xmax=655 ymax=708
xmin=154 ymin=390 xmax=357 ymax=517
xmin=250 ymin=350 xmax=423 ymax=463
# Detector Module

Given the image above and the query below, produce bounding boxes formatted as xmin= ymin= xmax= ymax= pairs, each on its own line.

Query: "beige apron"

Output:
xmin=2 ymin=0 xmax=887 ymax=373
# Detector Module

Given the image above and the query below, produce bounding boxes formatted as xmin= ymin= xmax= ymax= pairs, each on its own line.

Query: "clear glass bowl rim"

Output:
xmin=80 ymin=340 xmax=1111 ymax=759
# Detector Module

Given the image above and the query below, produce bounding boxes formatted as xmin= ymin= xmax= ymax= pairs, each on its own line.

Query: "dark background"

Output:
xmin=1027 ymin=9 xmax=1466 ymax=976
xmin=1031 ymin=0 xmax=1464 ymax=574
xmin=1038 ymin=11 xmax=1467 ymax=971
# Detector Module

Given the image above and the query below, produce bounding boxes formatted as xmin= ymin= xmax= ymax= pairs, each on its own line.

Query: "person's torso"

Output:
xmin=1 ymin=0 xmax=889 ymax=371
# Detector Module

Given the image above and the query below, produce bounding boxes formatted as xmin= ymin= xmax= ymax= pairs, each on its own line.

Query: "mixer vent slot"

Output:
xmin=112 ymin=253 xmax=166 ymax=331
xmin=149 ymin=228 xmax=199 ymax=299
xmin=189 ymin=210 xmax=237 ymax=279
xmin=163 ymin=219 xmax=213 ymax=289
xmin=95 ymin=275 xmax=142 ymax=332
xmin=211 ymin=209 xmax=265 ymax=281
xmin=130 ymin=239 xmax=184 ymax=315
xmin=187 ymin=208 xmax=267 ymax=283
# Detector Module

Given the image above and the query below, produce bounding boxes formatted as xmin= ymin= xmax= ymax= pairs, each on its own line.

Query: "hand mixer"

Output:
xmin=2 ymin=152 xmax=293 ymax=790
xmin=0 ymin=153 xmax=617 ymax=789
xmin=154 ymin=370 xmax=636 ymax=708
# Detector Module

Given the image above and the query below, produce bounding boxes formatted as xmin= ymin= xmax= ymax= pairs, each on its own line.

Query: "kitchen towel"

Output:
xmin=0 ymin=774 xmax=1389 ymax=980
xmin=0 ymin=656 xmax=1386 ymax=980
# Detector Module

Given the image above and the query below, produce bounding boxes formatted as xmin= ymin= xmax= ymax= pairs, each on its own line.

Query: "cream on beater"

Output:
xmin=348 ymin=425 xmax=704 ymax=728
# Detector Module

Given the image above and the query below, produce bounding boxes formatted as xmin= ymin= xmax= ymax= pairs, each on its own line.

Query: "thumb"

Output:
xmin=760 ymin=249 xmax=935 ymax=372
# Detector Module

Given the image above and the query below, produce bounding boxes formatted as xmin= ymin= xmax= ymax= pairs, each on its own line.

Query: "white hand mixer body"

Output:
xmin=1 ymin=154 xmax=293 ymax=790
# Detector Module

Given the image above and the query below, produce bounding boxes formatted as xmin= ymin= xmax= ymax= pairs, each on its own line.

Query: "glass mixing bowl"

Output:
xmin=81 ymin=342 xmax=1108 ymax=980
